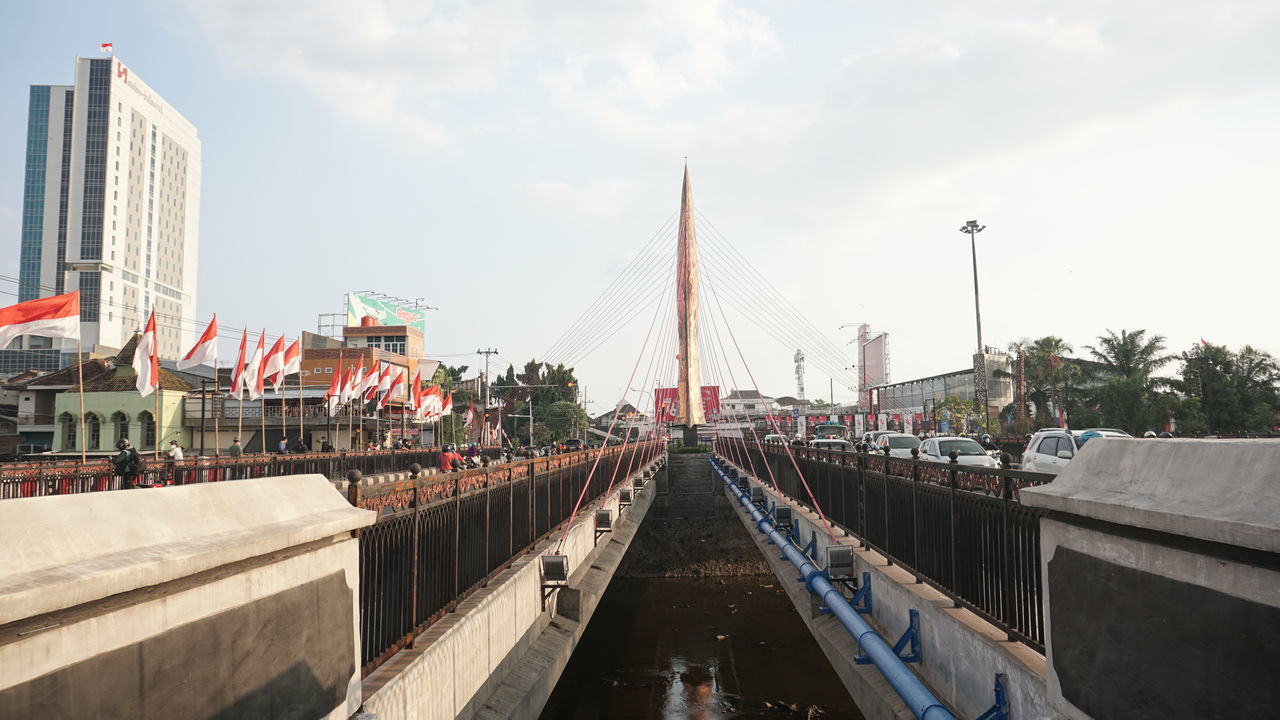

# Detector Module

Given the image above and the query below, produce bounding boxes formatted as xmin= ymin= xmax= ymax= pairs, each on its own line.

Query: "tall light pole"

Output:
xmin=960 ymin=220 xmax=990 ymax=432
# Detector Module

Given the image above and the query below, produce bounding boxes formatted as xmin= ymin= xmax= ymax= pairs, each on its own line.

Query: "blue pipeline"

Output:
xmin=710 ymin=458 xmax=957 ymax=720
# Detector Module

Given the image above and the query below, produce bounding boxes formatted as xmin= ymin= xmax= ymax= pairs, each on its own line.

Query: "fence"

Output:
xmin=0 ymin=448 xmax=504 ymax=499
xmin=348 ymin=440 xmax=662 ymax=676
xmin=734 ymin=441 xmax=1053 ymax=651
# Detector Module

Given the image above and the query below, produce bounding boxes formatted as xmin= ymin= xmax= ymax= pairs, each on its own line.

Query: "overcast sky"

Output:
xmin=2 ymin=1 xmax=1277 ymax=413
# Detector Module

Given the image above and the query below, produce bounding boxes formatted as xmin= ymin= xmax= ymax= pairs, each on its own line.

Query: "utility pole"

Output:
xmin=960 ymin=219 xmax=991 ymax=432
xmin=477 ymin=348 xmax=498 ymax=444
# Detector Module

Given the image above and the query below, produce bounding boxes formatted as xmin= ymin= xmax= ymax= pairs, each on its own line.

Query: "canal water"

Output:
xmin=539 ymin=454 xmax=865 ymax=719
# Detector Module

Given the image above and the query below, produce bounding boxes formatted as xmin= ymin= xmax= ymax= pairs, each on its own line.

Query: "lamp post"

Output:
xmin=960 ymin=219 xmax=991 ymax=433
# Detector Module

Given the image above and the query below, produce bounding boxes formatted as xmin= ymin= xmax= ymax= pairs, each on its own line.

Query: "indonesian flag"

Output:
xmin=262 ymin=337 xmax=285 ymax=391
xmin=230 ymin=329 xmax=248 ymax=400
xmin=133 ymin=311 xmax=160 ymax=397
xmin=441 ymin=391 xmax=453 ymax=416
xmin=177 ymin=315 xmax=218 ymax=370
xmin=244 ymin=331 xmax=266 ymax=401
xmin=100 ymin=43 xmax=113 ymax=53
xmin=408 ymin=368 xmax=422 ymax=411
xmin=0 ymin=291 xmax=80 ymax=349
xmin=380 ymin=369 xmax=404 ymax=410
xmin=324 ymin=366 xmax=343 ymax=417
xmin=342 ymin=357 xmax=364 ymax=404
xmin=463 ymin=402 xmax=475 ymax=428
xmin=362 ymin=363 xmax=386 ymax=403
xmin=281 ymin=339 xmax=301 ymax=376
xmin=421 ymin=385 xmax=442 ymax=421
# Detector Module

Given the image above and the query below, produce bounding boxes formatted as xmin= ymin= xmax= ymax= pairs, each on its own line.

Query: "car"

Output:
xmin=810 ymin=439 xmax=854 ymax=452
xmin=875 ymin=433 xmax=922 ymax=458
xmin=564 ymin=438 xmax=584 ymax=451
xmin=762 ymin=434 xmax=788 ymax=444
xmin=918 ymin=436 xmax=998 ymax=467
xmin=1022 ymin=429 xmax=1078 ymax=475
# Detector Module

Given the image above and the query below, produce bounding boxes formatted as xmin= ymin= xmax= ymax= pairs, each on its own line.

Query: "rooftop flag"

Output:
xmin=0 ymin=291 xmax=80 ymax=349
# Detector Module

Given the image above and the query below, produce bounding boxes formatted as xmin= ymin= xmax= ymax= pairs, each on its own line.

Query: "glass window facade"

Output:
xmin=79 ymin=271 xmax=101 ymax=322
xmin=78 ymin=59 xmax=111 ymax=261
xmin=19 ymin=86 xmax=50 ymax=302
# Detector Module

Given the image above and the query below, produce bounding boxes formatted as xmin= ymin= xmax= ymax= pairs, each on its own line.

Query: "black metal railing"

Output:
xmin=0 ymin=448 xmax=506 ymax=499
xmin=350 ymin=440 xmax=662 ymax=676
xmin=736 ymin=442 xmax=1052 ymax=651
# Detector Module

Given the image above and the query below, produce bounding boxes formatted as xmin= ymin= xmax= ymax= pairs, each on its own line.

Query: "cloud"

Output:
xmin=185 ymin=0 xmax=780 ymax=150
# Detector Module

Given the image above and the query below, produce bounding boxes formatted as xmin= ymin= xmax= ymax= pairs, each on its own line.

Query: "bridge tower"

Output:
xmin=675 ymin=164 xmax=705 ymax=445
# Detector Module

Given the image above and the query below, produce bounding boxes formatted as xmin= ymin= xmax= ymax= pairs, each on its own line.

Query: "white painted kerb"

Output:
xmin=0 ymin=475 xmax=373 ymax=625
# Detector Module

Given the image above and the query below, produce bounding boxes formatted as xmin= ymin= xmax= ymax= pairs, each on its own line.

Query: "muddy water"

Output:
xmin=540 ymin=576 xmax=865 ymax=719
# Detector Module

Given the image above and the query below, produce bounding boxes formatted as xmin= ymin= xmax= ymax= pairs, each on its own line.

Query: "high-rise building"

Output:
xmin=17 ymin=55 xmax=201 ymax=360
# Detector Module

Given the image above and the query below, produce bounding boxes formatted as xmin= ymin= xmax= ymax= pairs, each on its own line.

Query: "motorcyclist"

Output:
xmin=979 ymin=434 xmax=1000 ymax=452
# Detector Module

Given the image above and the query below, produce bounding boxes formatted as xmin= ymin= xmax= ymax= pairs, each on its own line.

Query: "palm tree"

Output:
xmin=1003 ymin=336 xmax=1079 ymax=428
xmin=1085 ymin=329 xmax=1173 ymax=433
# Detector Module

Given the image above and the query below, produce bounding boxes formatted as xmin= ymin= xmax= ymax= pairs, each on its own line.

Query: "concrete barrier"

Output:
xmin=360 ymin=460 xmax=662 ymax=720
xmin=0 ymin=475 xmax=374 ymax=720
xmin=720 ymin=456 xmax=1056 ymax=720
xmin=1022 ymin=439 xmax=1280 ymax=720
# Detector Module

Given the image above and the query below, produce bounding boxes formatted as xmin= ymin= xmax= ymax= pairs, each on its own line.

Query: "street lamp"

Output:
xmin=960 ymin=219 xmax=990 ymax=432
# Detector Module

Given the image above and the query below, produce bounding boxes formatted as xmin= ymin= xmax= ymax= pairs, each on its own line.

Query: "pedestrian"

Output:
xmin=277 ymin=437 xmax=289 ymax=454
xmin=290 ymin=435 xmax=310 ymax=453
xmin=228 ymin=437 xmax=243 ymax=457
xmin=110 ymin=438 xmax=142 ymax=489
xmin=166 ymin=439 xmax=184 ymax=461
xmin=319 ymin=436 xmax=335 ymax=453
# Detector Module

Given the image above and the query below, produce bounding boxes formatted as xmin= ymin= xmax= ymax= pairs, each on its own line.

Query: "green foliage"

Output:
xmin=495 ymin=359 xmax=582 ymax=445
xmin=542 ymin=400 xmax=588 ymax=441
xmin=1085 ymin=329 xmax=1174 ymax=434
xmin=931 ymin=395 xmax=979 ymax=434
xmin=1173 ymin=343 xmax=1280 ymax=433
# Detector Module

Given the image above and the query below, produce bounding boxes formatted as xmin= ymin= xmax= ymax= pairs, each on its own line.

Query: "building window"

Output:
xmin=60 ymin=412 xmax=76 ymax=450
xmin=112 ymin=411 xmax=129 ymax=446
xmin=138 ymin=410 xmax=155 ymax=449
xmin=85 ymin=413 xmax=102 ymax=449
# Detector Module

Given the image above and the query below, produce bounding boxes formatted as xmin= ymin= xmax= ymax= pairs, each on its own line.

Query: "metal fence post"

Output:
xmin=1000 ymin=474 xmax=1015 ymax=641
xmin=948 ymin=454 xmax=959 ymax=605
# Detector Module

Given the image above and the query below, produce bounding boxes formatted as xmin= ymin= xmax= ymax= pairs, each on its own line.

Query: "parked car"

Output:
xmin=810 ymin=439 xmax=854 ymax=452
xmin=762 ymin=434 xmax=788 ymax=444
xmin=875 ymin=433 xmax=922 ymax=458
xmin=918 ymin=436 xmax=998 ymax=467
xmin=564 ymin=438 xmax=584 ymax=451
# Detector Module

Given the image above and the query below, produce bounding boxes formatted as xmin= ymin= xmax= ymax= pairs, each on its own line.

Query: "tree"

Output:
xmin=1084 ymin=329 xmax=1173 ymax=434
xmin=1174 ymin=343 xmax=1280 ymax=433
xmin=932 ymin=395 xmax=979 ymax=434
xmin=542 ymin=401 xmax=588 ymax=441
xmin=1003 ymin=336 xmax=1083 ymax=429
xmin=496 ymin=359 xmax=582 ymax=445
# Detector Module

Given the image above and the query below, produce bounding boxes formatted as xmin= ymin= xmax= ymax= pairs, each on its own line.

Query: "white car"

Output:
xmin=810 ymin=439 xmax=854 ymax=452
xmin=875 ymin=433 xmax=922 ymax=458
xmin=1022 ymin=430 xmax=1078 ymax=475
xmin=762 ymin=434 xmax=788 ymax=444
xmin=918 ymin=436 xmax=998 ymax=468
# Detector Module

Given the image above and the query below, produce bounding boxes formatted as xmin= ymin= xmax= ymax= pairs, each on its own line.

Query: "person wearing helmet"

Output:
xmin=979 ymin=434 xmax=1000 ymax=452
xmin=1159 ymin=431 xmax=1174 ymax=438
xmin=1143 ymin=430 xmax=1157 ymax=438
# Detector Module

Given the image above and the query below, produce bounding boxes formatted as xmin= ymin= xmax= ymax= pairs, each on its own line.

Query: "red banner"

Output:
xmin=655 ymin=386 xmax=721 ymax=423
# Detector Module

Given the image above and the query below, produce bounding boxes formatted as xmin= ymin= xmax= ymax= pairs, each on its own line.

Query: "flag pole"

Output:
xmin=298 ymin=344 xmax=305 ymax=445
xmin=155 ymin=366 xmax=161 ymax=461
xmin=76 ymin=338 xmax=86 ymax=464
xmin=213 ymin=357 xmax=221 ymax=456
xmin=260 ymin=392 xmax=267 ymax=455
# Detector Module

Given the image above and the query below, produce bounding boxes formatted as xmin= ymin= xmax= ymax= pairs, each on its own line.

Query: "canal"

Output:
xmin=539 ymin=454 xmax=865 ymax=719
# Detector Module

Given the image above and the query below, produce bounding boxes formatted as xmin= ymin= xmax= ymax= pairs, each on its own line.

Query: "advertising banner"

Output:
xmin=347 ymin=293 xmax=427 ymax=334
xmin=655 ymin=386 xmax=720 ymax=423
xmin=903 ymin=413 xmax=914 ymax=436
xmin=878 ymin=413 xmax=889 ymax=432
xmin=854 ymin=414 xmax=865 ymax=437
xmin=701 ymin=386 xmax=721 ymax=420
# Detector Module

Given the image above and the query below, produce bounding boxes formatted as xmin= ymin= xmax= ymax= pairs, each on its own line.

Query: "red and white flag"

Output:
xmin=177 ymin=315 xmax=217 ymax=370
xmin=281 ymin=339 xmax=301 ymax=376
xmin=0 ymin=291 xmax=80 ymax=349
xmin=408 ymin=368 xmax=422 ymax=411
xmin=463 ymin=402 xmax=475 ymax=428
xmin=133 ymin=311 xmax=160 ymax=397
xmin=230 ymin=330 xmax=248 ymax=400
xmin=342 ymin=357 xmax=364 ymax=404
xmin=362 ymin=363 xmax=386 ymax=403
xmin=324 ymin=366 xmax=343 ymax=417
xmin=244 ymin=331 xmax=266 ymax=401
xmin=262 ymin=337 xmax=285 ymax=391
xmin=100 ymin=43 xmax=113 ymax=53
xmin=420 ymin=384 xmax=442 ymax=421
xmin=441 ymin=392 xmax=453 ymax=416
xmin=380 ymin=369 xmax=405 ymax=410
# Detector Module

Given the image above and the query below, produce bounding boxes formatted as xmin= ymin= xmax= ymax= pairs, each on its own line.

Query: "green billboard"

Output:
xmin=346 ymin=293 xmax=427 ymax=334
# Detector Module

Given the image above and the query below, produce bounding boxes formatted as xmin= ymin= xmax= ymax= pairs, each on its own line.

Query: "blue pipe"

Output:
xmin=710 ymin=458 xmax=956 ymax=720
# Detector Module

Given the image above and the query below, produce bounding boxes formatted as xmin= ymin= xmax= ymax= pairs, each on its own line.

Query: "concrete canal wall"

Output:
xmin=359 ymin=459 xmax=663 ymax=720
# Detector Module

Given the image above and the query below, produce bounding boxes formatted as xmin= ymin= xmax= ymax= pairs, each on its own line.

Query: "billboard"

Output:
xmin=860 ymin=333 xmax=888 ymax=407
xmin=655 ymin=386 xmax=721 ymax=423
xmin=347 ymin=293 xmax=427 ymax=334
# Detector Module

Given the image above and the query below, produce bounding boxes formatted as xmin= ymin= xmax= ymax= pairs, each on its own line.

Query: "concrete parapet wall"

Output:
xmin=722 ymin=458 xmax=1057 ymax=720
xmin=0 ymin=475 xmax=374 ymax=720
xmin=360 ymin=462 xmax=660 ymax=720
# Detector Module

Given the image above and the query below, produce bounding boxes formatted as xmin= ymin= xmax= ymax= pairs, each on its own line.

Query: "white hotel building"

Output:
xmin=17 ymin=55 xmax=200 ymax=360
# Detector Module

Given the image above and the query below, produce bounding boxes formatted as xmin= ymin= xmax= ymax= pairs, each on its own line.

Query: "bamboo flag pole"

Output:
xmin=154 ymin=367 xmax=161 ymax=461
xmin=76 ymin=338 xmax=86 ymax=464
xmin=213 ymin=357 xmax=221 ymax=456
xmin=298 ymin=344 xmax=305 ymax=444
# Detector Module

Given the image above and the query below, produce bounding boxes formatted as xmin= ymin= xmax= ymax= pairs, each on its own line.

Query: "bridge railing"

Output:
xmin=741 ymin=442 xmax=1053 ymax=652
xmin=0 ymin=448 xmax=511 ymax=498
xmin=347 ymin=440 xmax=662 ymax=677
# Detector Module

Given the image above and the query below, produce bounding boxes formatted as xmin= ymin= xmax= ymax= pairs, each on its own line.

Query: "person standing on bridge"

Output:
xmin=319 ymin=436 xmax=334 ymax=453
xmin=110 ymin=438 xmax=142 ymax=490
xmin=228 ymin=437 xmax=242 ymax=457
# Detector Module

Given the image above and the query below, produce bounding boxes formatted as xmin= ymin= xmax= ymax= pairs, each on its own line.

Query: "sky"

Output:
xmin=1 ymin=1 xmax=1278 ymax=416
